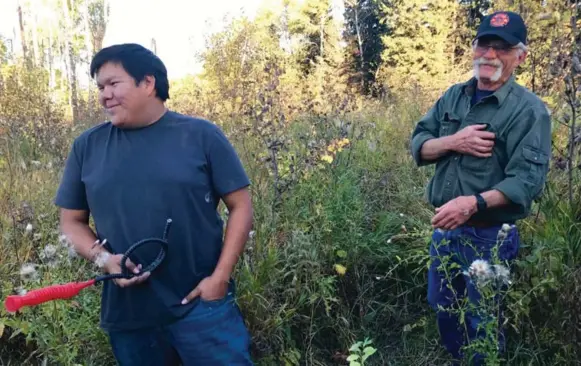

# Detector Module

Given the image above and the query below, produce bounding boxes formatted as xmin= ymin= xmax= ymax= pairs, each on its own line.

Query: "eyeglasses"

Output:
xmin=474 ymin=42 xmax=517 ymax=56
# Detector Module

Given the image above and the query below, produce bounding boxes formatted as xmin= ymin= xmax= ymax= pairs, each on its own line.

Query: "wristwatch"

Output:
xmin=475 ymin=193 xmax=487 ymax=212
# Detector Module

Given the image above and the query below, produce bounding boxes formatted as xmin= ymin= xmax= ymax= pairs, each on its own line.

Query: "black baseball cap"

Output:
xmin=475 ymin=11 xmax=527 ymax=46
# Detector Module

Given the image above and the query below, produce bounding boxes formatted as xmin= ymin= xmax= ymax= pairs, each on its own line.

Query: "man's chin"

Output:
xmin=109 ymin=117 xmax=127 ymax=127
xmin=474 ymin=72 xmax=501 ymax=83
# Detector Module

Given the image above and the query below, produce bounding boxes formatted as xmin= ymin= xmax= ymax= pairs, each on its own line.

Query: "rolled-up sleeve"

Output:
xmin=410 ymin=97 xmax=444 ymax=167
xmin=492 ymin=105 xmax=551 ymax=214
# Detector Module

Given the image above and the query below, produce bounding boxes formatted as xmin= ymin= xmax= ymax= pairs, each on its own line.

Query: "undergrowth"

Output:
xmin=0 ymin=90 xmax=580 ymax=366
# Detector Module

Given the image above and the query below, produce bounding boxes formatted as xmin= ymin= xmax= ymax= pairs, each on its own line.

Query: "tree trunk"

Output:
xmin=17 ymin=2 xmax=29 ymax=65
xmin=320 ymin=14 xmax=324 ymax=58
xmin=353 ymin=2 xmax=364 ymax=90
xmin=31 ymin=11 xmax=40 ymax=67
xmin=62 ymin=0 xmax=80 ymax=124
xmin=48 ymin=24 xmax=56 ymax=90
xmin=89 ymin=0 xmax=108 ymax=52
xmin=84 ymin=0 xmax=95 ymax=120
xmin=280 ymin=4 xmax=292 ymax=53
xmin=568 ymin=0 xmax=580 ymax=210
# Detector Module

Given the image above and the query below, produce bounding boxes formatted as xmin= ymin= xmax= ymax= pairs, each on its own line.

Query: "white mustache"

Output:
xmin=473 ymin=58 xmax=503 ymax=82
xmin=474 ymin=58 xmax=502 ymax=67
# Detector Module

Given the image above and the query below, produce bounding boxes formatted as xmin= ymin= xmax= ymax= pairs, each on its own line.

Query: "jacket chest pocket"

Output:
xmin=460 ymin=122 xmax=497 ymax=172
xmin=439 ymin=112 xmax=461 ymax=137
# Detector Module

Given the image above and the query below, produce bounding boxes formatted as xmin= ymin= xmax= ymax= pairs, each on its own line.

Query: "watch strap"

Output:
xmin=475 ymin=194 xmax=487 ymax=212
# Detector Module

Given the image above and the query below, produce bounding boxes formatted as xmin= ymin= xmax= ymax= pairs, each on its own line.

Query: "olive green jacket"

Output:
xmin=410 ymin=76 xmax=552 ymax=223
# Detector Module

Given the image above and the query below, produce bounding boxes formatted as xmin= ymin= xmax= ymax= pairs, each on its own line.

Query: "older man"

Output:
xmin=410 ymin=11 xmax=551 ymax=365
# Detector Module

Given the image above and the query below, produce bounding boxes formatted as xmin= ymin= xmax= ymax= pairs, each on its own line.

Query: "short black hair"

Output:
xmin=90 ymin=43 xmax=170 ymax=101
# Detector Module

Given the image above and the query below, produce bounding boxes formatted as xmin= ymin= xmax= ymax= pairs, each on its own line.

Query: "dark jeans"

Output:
xmin=427 ymin=224 xmax=520 ymax=365
xmin=107 ymin=291 xmax=253 ymax=366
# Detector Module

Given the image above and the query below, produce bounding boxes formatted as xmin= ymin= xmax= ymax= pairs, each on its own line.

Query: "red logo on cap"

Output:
xmin=490 ymin=13 xmax=509 ymax=27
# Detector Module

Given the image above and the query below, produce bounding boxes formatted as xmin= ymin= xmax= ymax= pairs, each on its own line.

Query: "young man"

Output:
xmin=55 ymin=43 xmax=254 ymax=365
xmin=410 ymin=11 xmax=551 ymax=365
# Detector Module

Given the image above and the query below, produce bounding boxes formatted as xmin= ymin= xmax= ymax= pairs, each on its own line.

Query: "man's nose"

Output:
xmin=100 ymin=86 xmax=113 ymax=99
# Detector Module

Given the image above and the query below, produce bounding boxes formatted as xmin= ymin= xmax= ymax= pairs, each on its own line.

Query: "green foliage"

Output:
xmin=0 ymin=36 xmax=8 ymax=64
xmin=347 ymin=338 xmax=377 ymax=366
xmin=0 ymin=63 xmax=72 ymax=162
xmin=286 ymin=0 xmax=339 ymax=72
xmin=0 ymin=155 xmax=112 ymax=365
xmin=378 ymin=0 xmax=468 ymax=95
xmin=458 ymin=0 xmax=493 ymax=27
xmin=343 ymin=0 xmax=389 ymax=95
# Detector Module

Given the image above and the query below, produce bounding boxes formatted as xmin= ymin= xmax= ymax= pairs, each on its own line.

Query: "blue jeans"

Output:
xmin=427 ymin=224 xmax=519 ymax=365
xmin=107 ymin=290 xmax=253 ymax=366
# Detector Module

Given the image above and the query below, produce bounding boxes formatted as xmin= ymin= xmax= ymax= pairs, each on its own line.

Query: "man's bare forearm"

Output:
xmin=420 ymin=135 xmax=456 ymax=162
xmin=481 ymin=189 xmax=510 ymax=209
xmin=212 ymin=194 xmax=253 ymax=282
xmin=60 ymin=211 xmax=105 ymax=263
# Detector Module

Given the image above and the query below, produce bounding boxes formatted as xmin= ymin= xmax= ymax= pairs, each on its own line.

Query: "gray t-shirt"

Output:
xmin=54 ymin=110 xmax=250 ymax=331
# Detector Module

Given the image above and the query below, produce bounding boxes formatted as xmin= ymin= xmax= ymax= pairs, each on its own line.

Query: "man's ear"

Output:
xmin=516 ymin=50 xmax=528 ymax=66
xmin=142 ymin=75 xmax=157 ymax=97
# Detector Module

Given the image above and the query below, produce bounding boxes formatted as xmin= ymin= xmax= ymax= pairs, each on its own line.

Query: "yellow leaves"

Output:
xmin=334 ymin=264 xmax=347 ymax=276
xmin=540 ymin=96 xmax=557 ymax=111
xmin=321 ymin=154 xmax=334 ymax=163
xmin=334 ymin=250 xmax=348 ymax=275
xmin=536 ymin=11 xmax=561 ymax=23
xmin=327 ymin=138 xmax=350 ymax=153
xmin=321 ymin=138 xmax=350 ymax=164
xmin=0 ymin=322 xmax=4 ymax=338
